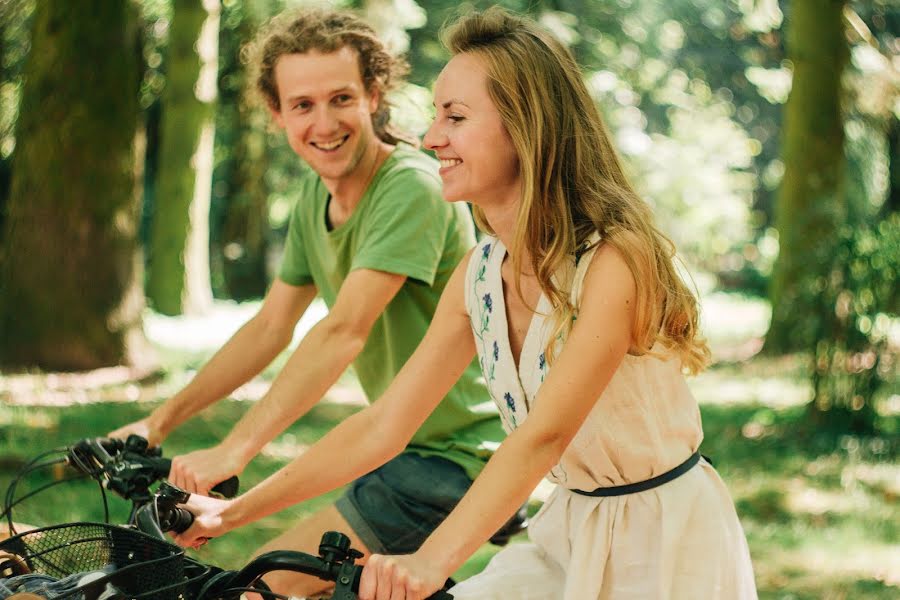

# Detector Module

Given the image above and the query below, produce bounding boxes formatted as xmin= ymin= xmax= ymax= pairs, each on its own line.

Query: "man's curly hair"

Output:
xmin=244 ymin=7 xmax=415 ymax=146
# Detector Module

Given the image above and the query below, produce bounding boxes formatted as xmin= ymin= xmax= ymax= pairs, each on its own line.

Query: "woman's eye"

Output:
xmin=448 ymin=114 xmax=465 ymax=123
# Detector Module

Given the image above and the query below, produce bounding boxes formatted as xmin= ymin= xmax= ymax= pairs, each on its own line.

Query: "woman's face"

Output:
xmin=424 ymin=53 xmax=521 ymax=207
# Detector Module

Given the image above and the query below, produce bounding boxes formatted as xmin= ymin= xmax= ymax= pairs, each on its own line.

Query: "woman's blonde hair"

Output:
xmin=244 ymin=6 xmax=416 ymax=146
xmin=443 ymin=8 xmax=710 ymax=374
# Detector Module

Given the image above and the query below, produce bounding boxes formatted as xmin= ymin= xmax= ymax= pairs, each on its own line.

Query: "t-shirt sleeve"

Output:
xmin=351 ymin=168 xmax=449 ymax=286
xmin=277 ymin=189 xmax=315 ymax=286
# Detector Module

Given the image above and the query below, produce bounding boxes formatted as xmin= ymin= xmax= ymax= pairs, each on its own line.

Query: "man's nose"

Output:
xmin=312 ymin=106 xmax=340 ymax=135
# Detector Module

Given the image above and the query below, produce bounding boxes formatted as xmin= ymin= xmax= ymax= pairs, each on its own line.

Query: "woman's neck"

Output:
xmin=479 ymin=183 xmax=522 ymax=251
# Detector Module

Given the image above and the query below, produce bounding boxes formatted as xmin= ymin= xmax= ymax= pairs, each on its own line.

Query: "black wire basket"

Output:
xmin=0 ymin=522 xmax=202 ymax=600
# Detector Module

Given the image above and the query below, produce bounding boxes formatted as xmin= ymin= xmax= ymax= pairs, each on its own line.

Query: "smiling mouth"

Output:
xmin=311 ymin=135 xmax=349 ymax=152
xmin=440 ymin=158 xmax=462 ymax=168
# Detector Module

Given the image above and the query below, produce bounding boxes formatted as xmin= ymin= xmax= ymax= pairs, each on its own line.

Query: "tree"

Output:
xmin=147 ymin=0 xmax=220 ymax=315
xmin=0 ymin=1 xmax=146 ymax=370
xmin=211 ymin=0 xmax=272 ymax=301
xmin=766 ymin=0 xmax=848 ymax=353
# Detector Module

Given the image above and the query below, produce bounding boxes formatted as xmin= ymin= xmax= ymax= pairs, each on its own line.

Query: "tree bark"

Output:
xmin=0 ymin=1 xmax=146 ymax=370
xmin=147 ymin=0 xmax=219 ymax=315
xmin=765 ymin=0 xmax=848 ymax=353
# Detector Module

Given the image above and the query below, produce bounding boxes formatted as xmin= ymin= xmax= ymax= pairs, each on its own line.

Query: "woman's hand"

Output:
xmin=170 ymin=493 xmax=234 ymax=549
xmin=358 ymin=552 xmax=447 ymax=600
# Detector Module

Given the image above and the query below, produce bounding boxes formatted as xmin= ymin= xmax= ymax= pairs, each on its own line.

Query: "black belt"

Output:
xmin=572 ymin=451 xmax=702 ymax=497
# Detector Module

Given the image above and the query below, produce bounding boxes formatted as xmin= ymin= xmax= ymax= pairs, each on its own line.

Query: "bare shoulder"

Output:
xmin=581 ymin=242 xmax=637 ymax=305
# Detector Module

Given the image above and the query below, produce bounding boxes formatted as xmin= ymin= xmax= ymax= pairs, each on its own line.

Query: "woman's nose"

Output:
xmin=423 ymin=120 xmax=445 ymax=150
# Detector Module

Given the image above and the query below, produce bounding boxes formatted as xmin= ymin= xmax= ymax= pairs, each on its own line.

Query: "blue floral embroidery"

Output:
xmin=538 ymin=352 xmax=545 ymax=370
xmin=471 ymin=242 xmax=497 ymax=386
xmin=493 ymin=340 xmax=499 ymax=361
xmin=504 ymin=392 xmax=515 ymax=413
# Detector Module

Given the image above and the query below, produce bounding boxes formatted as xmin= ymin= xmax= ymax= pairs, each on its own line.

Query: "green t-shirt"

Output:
xmin=279 ymin=146 xmax=502 ymax=479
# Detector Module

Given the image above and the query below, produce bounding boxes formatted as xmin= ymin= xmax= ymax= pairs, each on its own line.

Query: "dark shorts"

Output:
xmin=335 ymin=453 xmax=473 ymax=554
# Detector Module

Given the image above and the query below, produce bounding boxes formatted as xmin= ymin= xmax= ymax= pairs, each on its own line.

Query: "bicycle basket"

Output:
xmin=0 ymin=522 xmax=202 ymax=600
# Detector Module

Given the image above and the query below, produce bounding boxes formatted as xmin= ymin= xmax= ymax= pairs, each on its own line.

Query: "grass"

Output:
xmin=1 ymin=294 xmax=897 ymax=598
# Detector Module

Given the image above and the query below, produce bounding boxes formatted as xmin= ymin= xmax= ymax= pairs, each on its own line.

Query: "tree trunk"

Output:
xmin=765 ymin=0 xmax=848 ymax=353
xmin=0 ymin=1 xmax=146 ymax=370
xmin=147 ymin=0 xmax=220 ymax=315
xmin=212 ymin=2 xmax=270 ymax=301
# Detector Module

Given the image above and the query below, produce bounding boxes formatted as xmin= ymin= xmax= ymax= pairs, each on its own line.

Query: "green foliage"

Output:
xmin=805 ymin=215 xmax=899 ymax=433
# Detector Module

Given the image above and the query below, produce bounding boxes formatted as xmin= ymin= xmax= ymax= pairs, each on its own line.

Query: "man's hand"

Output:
xmin=108 ymin=417 xmax=165 ymax=447
xmin=169 ymin=446 xmax=244 ymax=496
xmin=359 ymin=552 xmax=447 ymax=600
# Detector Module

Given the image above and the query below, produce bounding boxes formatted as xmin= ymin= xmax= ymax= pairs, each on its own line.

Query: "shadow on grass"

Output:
xmin=698 ymin=402 xmax=898 ymax=597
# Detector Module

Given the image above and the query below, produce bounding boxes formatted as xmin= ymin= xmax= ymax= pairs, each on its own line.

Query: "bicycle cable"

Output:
xmin=3 ymin=449 xmax=111 ymax=535
xmin=4 ymin=455 xmax=70 ymax=532
xmin=205 ymin=587 xmax=291 ymax=600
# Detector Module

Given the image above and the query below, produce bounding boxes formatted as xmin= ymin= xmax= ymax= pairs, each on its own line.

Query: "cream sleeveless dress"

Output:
xmin=449 ymin=236 xmax=757 ymax=599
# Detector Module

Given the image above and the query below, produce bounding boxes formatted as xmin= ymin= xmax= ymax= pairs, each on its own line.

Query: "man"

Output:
xmin=111 ymin=8 xmax=502 ymax=597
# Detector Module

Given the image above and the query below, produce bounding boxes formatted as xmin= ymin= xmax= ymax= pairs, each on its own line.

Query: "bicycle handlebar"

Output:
xmin=68 ymin=436 xmax=239 ymax=500
xmin=5 ymin=437 xmax=454 ymax=599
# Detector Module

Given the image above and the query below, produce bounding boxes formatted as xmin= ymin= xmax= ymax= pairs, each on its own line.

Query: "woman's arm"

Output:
xmin=173 ymin=251 xmax=478 ymax=546
xmin=360 ymin=243 xmax=637 ymax=599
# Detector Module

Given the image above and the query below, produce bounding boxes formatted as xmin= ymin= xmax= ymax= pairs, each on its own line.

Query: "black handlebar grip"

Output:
xmin=211 ymin=475 xmax=239 ymax=499
xmin=164 ymin=506 xmax=196 ymax=534
xmin=152 ymin=458 xmax=240 ymax=498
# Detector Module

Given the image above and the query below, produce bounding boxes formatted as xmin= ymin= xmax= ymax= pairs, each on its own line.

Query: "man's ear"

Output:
xmin=367 ymin=87 xmax=380 ymax=114
xmin=268 ymin=102 xmax=285 ymax=128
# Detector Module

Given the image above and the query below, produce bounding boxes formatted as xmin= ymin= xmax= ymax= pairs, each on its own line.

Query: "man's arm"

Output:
xmin=167 ymin=267 xmax=407 ymax=494
xmin=110 ymin=280 xmax=316 ymax=446
xmin=172 ymin=256 xmax=477 ymax=547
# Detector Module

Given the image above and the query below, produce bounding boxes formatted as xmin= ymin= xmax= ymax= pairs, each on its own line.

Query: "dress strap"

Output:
xmin=569 ymin=232 xmax=603 ymax=309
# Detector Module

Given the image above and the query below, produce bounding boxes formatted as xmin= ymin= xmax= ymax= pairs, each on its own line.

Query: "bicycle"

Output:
xmin=0 ymin=435 xmax=453 ymax=600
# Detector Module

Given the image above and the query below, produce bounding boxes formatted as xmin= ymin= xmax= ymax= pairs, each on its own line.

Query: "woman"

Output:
xmin=177 ymin=7 xmax=757 ymax=599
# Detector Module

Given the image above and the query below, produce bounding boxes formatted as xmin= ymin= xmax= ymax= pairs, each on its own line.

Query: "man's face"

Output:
xmin=269 ymin=47 xmax=379 ymax=185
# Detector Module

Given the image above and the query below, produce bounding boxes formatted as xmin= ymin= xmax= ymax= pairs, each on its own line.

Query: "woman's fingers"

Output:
xmin=360 ymin=554 xmax=426 ymax=600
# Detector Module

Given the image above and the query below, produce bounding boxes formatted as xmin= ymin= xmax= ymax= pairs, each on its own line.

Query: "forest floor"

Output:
xmin=1 ymin=293 xmax=898 ymax=599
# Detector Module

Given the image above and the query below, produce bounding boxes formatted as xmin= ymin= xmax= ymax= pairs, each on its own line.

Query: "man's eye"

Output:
xmin=293 ymin=102 xmax=311 ymax=111
xmin=335 ymin=94 xmax=352 ymax=104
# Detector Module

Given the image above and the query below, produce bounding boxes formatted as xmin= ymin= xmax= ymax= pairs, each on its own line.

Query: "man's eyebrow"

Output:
xmin=286 ymin=86 xmax=356 ymax=103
